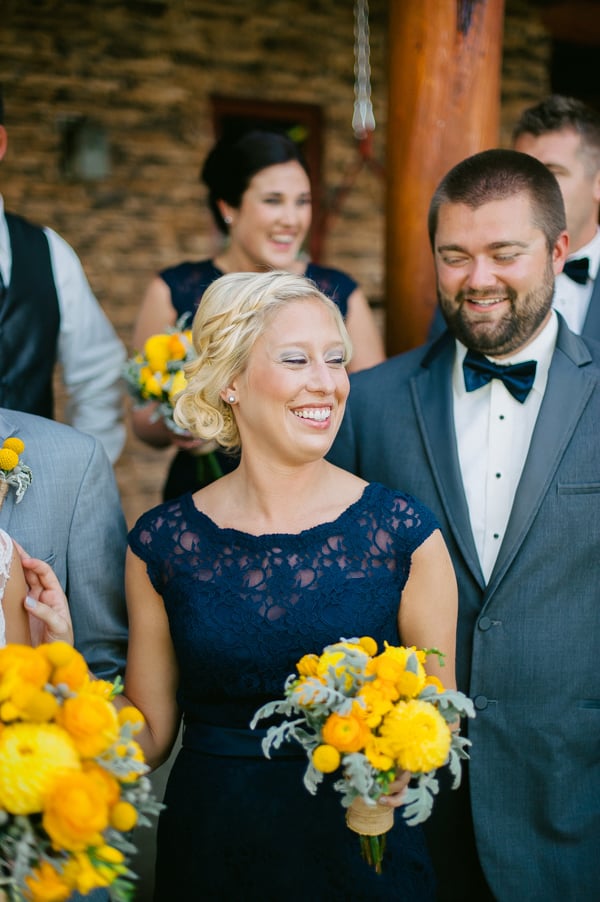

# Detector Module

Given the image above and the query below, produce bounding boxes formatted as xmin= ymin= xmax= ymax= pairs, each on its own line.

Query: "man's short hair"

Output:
xmin=427 ymin=148 xmax=566 ymax=252
xmin=512 ymin=95 xmax=600 ymax=170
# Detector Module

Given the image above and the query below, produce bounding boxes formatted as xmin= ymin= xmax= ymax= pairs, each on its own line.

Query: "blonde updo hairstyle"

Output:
xmin=173 ymin=270 xmax=352 ymax=451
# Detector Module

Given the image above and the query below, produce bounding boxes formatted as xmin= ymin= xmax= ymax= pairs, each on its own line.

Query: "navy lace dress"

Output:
xmin=128 ymin=483 xmax=439 ymax=901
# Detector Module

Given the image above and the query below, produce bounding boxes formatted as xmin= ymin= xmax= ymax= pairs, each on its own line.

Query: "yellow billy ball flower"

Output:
xmin=2 ymin=437 xmax=25 ymax=455
xmin=117 ymin=705 xmax=145 ymax=733
xmin=168 ymin=369 xmax=187 ymax=403
xmin=379 ymin=699 xmax=452 ymax=773
xmin=0 ymin=448 xmax=19 ymax=471
xmin=0 ymin=723 xmax=80 ymax=814
xmin=43 ymin=772 xmax=110 ymax=852
xmin=143 ymin=334 xmax=172 ymax=373
xmin=312 ymin=744 xmax=341 ymax=773
xmin=24 ymin=859 xmax=72 ymax=902
xmin=110 ymin=800 xmax=138 ymax=832
xmin=358 ymin=636 xmax=378 ymax=657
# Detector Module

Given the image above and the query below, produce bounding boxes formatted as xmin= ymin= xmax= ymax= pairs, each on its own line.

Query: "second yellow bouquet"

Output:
xmin=251 ymin=637 xmax=474 ymax=873
xmin=0 ymin=642 xmax=161 ymax=902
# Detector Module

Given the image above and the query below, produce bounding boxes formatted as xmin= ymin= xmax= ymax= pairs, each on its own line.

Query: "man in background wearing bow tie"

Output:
xmin=329 ymin=149 xmax=600 ymax=901
xmin=513 ymin=94 xmax=600 ymax=340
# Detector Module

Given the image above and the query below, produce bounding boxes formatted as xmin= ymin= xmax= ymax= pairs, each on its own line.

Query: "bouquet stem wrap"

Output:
xmin=346 ymin=797 xmax=394 ymax=874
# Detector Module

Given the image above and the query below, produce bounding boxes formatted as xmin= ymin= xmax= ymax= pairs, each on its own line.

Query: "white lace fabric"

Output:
xmin=0 ymin=527 xmax=14 ymax=647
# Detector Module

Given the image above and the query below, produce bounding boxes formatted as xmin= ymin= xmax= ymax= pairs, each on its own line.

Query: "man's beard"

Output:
xmin=438 ymin=259 xmax=555 ymax=357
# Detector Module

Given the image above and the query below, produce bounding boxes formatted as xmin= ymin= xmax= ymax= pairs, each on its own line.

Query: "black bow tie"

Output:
xmin=562 ymin=257 xmax=589 ymax=285
xmin=463 ymin=350 xmax=537 ymax=403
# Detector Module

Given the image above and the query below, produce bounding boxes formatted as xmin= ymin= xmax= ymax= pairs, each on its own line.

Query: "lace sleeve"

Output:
xmin=0 ymin=528 xmax=15 ymax=647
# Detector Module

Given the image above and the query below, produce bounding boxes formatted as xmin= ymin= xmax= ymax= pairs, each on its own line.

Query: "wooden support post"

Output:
xmin=385 ymin=0 xmax=505 ymax=354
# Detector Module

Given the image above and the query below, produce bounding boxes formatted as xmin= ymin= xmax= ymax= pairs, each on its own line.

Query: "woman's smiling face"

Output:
xmin=228 ymin=298 xmax=350 ymax=466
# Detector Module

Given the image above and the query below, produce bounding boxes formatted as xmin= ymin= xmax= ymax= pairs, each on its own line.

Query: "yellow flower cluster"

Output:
xmin=126 ymin=328 xmax=193 ymax=407
xmin=0 ymin=437 xmax=24 ymax=473
xmin=305 ymin=639 xmax=451 ymax=779
xmin=0 ymin=643 xmax=154 ymax=902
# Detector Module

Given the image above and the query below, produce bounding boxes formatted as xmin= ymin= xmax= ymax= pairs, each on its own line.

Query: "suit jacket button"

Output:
xmin=479 ymin=616 xmax=492 ymax=631
xmin=474 ymin=695 xmax=488 ymax=710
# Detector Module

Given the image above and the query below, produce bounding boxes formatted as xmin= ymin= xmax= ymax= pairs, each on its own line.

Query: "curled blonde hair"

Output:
xmin=173 ymin=270 xmax=352 ymax=450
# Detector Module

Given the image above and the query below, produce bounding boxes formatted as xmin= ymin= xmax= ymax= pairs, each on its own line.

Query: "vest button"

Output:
xmin=474 ymin=695 xmax=488 ymax=710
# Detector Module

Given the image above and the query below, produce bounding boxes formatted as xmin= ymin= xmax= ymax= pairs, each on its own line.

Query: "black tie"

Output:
xmin=562 ymin=257 xmax=589 ymax=285
xmin=463 ymin=350 xmax=537 ymax=403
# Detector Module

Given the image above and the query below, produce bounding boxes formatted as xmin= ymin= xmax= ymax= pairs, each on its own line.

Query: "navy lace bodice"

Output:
xmin=129 ymin=482 xmax=439 ymax=727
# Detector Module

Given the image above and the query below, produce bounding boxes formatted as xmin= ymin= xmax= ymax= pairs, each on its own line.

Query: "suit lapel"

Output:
xmin=582 ymin=275 xmax=600 ymax=341
xmin=487 ymin=320 xmax=595 ymax=592
xmin=0 ymin=410 xmax=19 ymax=530
xmin=411 ymin=337 xmax=485 ymax=588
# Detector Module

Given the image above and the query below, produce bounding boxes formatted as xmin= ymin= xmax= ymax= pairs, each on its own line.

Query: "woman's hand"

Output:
xmin=378 ymin=770 xmax=411 ymax=808
xmin=15 ymin=544 xmax=74 ymax=647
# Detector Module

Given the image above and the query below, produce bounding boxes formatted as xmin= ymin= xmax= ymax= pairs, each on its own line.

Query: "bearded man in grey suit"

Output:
xmin=330 ymin=149 xmax=599 ymax=901
xmin=0 ymin=407 xmax=128 ymax=680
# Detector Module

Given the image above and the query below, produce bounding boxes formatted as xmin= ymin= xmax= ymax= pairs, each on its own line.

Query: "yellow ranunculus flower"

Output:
xmin=62 ymin=852 xmax=110 ymax=895
xmin=139 ymin=366 xmax=163 ymax=400
xmin=167 ymin=333 xmax=188 ymax=360
xmin=322 ymin=707 xmax=370 ymax=754
xmin=43 ymin=772 xmax=110 ymax=852
xmin=2 ymin=437 xmax=25 ymax=455
xmin=24 ymin=859 xmax=72 ymax=902
xmin=5 ymin=683 xmax=59 ymax=722
xmin=364 ymin=736 xmax=395 ymax=772
xmin=49 ymin=650 xmax=89 ymax=692
xmin=371 ymin=645 xmax=427 ymax=699
xmin=117 ymin=705 xmax=145 ymax=732
xmin=296 ymin=653 xmax=319 ymax=677
xmin=0 ymin=723 xmax=80 ymax=814
xmin=0 ymin=644 xmax=51 ymax=702
xmin=81 ymin=761 xmax=121 ymax=807
xmin=143 ymin=334 xmax=172 ymax=373
xmin=168 ymin=368 xmax=187 ymax=403
xmin=379 ymin=699 xmax=452 ymax=773
xmin=356 ymin=679 xmax=397 ymax=728
xmin=0 ymin=448 xmax=19 ymax=471
xmin=110 ymin=800 xmax=138 ymax=832
xmin=56 ymin=694 xmax=119 ymax=758
xmin=312 ymin=744 xmax=341 ymax=773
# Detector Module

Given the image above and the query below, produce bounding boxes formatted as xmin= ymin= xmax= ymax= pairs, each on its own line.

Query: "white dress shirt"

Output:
xmin=453 ymin=313 xmax=558 ymax=582
xmin=0 ymin=196 xmax=125 ymax=462
xmin=552 ymin=227 xmax=600 ymax=334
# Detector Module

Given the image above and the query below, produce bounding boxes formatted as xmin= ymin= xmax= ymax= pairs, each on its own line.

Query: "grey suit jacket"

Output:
xmin=330 ymin=318 xmax=600 ymax=901
xmin=0 ymin=408 xmax=128 ymax=680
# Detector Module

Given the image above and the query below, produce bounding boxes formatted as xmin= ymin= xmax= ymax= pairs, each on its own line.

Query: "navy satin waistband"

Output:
xmin=183 ymin=721 xmax=304 ymax=759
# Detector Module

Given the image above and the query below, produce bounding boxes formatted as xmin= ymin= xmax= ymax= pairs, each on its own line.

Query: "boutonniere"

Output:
xmin=0 ymin=437 xmax=33 ymax=509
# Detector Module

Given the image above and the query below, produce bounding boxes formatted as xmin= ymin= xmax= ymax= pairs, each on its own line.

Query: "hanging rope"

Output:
xmin=314 ymin=0 xmax=385 ymax=258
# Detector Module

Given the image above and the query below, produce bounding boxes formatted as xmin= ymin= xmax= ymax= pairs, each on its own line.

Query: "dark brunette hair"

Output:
xmin=428 ymin=148 xmax=566 ymax=252
xmin=201 ymin=130 xmax=309 ymax=233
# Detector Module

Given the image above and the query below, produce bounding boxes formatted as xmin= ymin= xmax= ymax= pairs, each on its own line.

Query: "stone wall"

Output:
xmin=1 ymin=0 xmax=554 ymax=526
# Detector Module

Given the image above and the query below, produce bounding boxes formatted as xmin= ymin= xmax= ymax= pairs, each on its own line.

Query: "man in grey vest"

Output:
xmin=0 ymin=88 xmax=125 ymax=463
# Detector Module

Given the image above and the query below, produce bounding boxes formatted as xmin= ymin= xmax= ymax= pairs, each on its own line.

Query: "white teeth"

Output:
xmin=293 ymin=407 xmax=331 ymax=421
xmin=272 ymin=235 xmax=294 ymax=244
xmin=468 ymin=298 xmax=503 ymax=306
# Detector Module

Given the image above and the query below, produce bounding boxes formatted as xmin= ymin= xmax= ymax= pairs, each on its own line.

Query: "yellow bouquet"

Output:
xmin=0 ymin=642 xmax=162 ymax=901
xmin=251 ymin=637 xmax=474 ymax=873
xmin=123 ymin=319 xmax=223 ymax=484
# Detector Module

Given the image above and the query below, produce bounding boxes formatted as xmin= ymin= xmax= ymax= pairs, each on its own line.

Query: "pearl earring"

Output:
xmin=224 ymin=215 xmax=233 ymax=225
xmin=228 ymin=395 xmax=235 ymax=403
